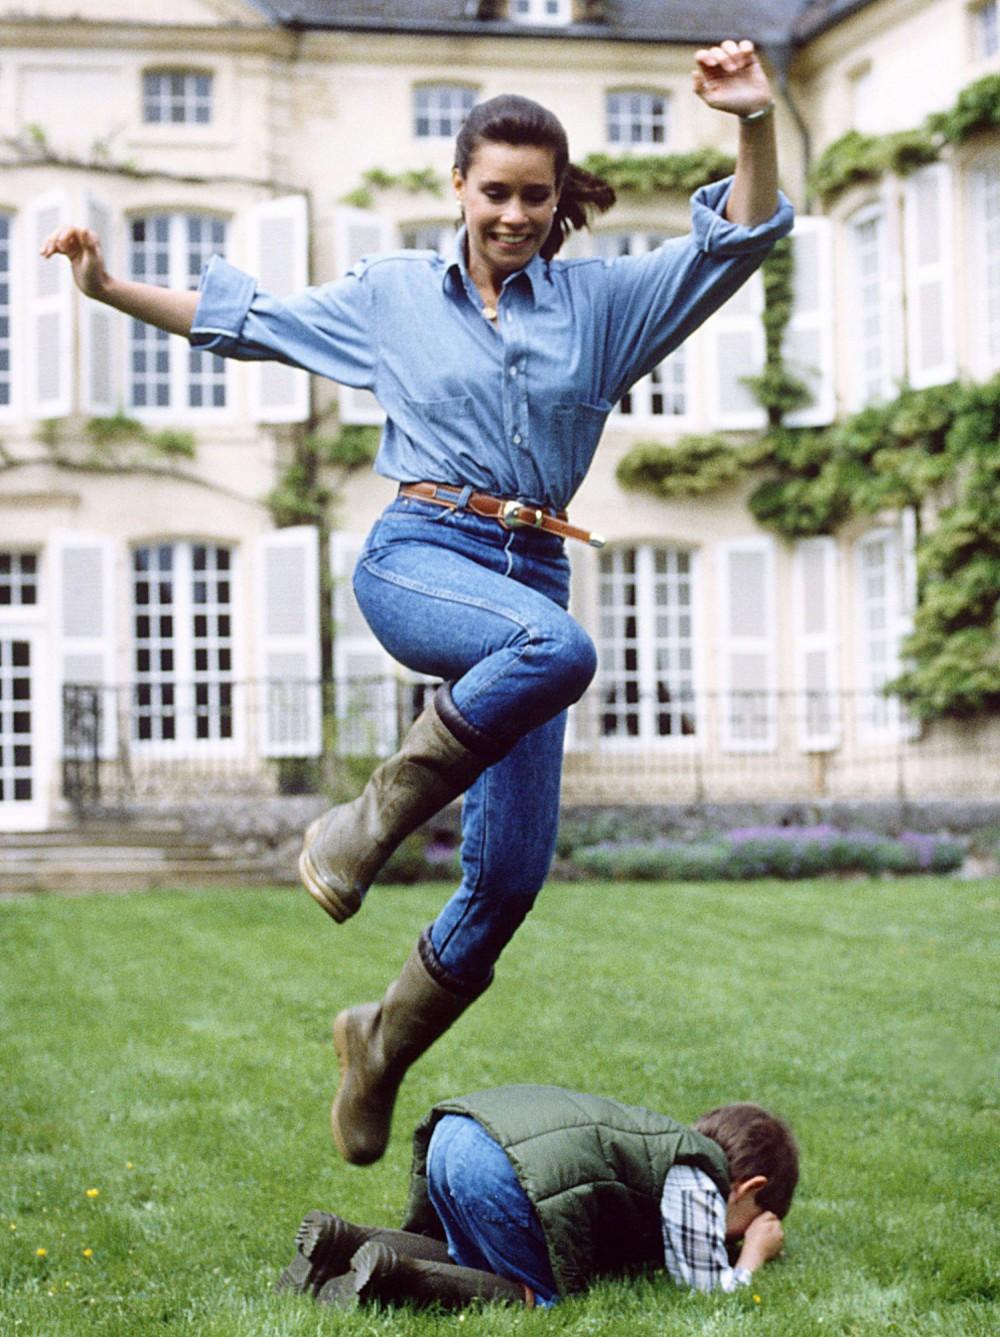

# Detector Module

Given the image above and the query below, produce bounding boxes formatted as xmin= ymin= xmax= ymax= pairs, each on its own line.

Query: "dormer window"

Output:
xmin=142 ymin=70 xmax=213 ymax=125
xmin=511 ymin=0 xmax=572 ymax=26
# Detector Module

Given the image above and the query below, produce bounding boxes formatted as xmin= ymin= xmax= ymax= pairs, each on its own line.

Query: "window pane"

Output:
xmin=413 ymin=84 xmax=476 ymax=138
xmin=605 ymin=89 xmax=670 ymax=147
xmin=597 ymin=546 xmax=697 ymax=741
xmin=142 ymin=70 xmax=214 ymax=125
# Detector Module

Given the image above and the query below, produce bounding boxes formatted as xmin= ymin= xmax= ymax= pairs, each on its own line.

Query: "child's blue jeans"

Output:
xmin=426 ymin=1113 xmax=560 ymax=1305
xmin=353 ymin=495 xmax=597 ymax=989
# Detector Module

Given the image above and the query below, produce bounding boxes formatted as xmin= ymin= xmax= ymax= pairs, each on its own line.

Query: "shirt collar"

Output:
xmin=442 ymin=225 xmax=547 ymax=305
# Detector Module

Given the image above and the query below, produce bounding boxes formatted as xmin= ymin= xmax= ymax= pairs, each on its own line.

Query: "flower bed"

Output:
xmin=572 ymin=824 xmax=964 ymax=882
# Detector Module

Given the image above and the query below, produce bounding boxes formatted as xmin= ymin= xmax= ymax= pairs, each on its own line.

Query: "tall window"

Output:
xmin=606 ymin=90 xmax=670 ymax=146
xmin=850 ymin=207 xmax=891 ymax=405
xmin=143 ymin=70 xmax=213 ymax=124
xmin=855 ymin=529 xmax=911 ymax=737
xmin=511 ymin=0 xmax=571 ymax=25
xmin=0 ymin=214 xmax=10 ymax=409
xmin=0 ymin=553 xmax=38 ymax=608
xmin=0 ymin=638 xmax=32 ymax=803
xmin=975 ymin=1 xmax=1000 ymax=59
xmin=593 ymin=231 xmax=687 ymax=418
xmin=129 ymin=214 xmax=227 ymax=410
xmin=132 ymin=542 xmax=235 ymax=746
xmin=969 ymin=156 xmax=1000 ymax=372
xmin=413 ymin=85 xmax=476 ymax=139
xmin=597 ymin=546 xmax=697 ymax=743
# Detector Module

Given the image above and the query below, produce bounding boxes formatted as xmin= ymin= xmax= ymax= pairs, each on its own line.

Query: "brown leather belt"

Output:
xmin=399 ymin=482 xmax=606 ymax=548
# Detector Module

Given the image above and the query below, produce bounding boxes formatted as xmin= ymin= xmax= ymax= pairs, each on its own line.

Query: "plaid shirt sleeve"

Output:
xmin=660 ymin=1164 xmax=753 ymax=1293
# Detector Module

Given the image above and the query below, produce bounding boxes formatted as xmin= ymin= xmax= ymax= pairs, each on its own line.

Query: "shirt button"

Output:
xmin=512 ymin=433 xmax=522 ymax=445
xmin=509 ymin=366 xmax=518 ymax=377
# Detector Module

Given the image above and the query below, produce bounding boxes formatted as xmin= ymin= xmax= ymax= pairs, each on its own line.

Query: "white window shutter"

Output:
xmin=718 ymin=538 xmax=776 ymax=751
xmin=28 ymin=191 xmax=74 ymax=418
xmin=255 ymin=525 xmax=322 ymax=756
xmin=705 ymin=270 xmax=767 ymax=431
xmin=783 ymin=217 xmax=836 ymax=427
xmin=50 ymin=531 xmax=117 ymax=760
xmin=904 ymin=163 xmax=956 ymax=389
xmin=330 ymin=531 xmax=398 ymax=755
xmin=0 ymin=210 xmax=21 ymax=423
xmin=247 ymin=194 xmax=311 ymax=423
xmin=334 ymin=206 xmax=391 ymax=425
xmin=81 ymin=194 xmax=121 ymax=416
xmin=793 ymin=536 xmax=840 ymax=750
xmin=564 ymin=543 xmax=600 ymax=750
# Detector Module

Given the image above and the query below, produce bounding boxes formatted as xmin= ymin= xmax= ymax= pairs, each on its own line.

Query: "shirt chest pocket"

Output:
xmin=547 ymin=399 xmax=613 ymax=476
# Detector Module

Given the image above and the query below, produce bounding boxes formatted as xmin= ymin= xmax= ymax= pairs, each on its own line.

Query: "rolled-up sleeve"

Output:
xmin=190 ymin=254 xmax=376 ymax=389
xmin=600 ymin=176 xmax=794 ymax=400
xmin=690 ymin=177 xmax=795 ymax=256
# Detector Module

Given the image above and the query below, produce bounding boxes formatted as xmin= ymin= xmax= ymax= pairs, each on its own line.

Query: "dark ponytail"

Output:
xmin=454 ymin=94 xmax=616 ymax=259
xmin=543 ymin=162 xmax=616 ymax=260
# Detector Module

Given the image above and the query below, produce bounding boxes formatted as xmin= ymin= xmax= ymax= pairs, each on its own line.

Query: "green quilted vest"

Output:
xmin=401 ymin=1084 xmax=730 ymax=1296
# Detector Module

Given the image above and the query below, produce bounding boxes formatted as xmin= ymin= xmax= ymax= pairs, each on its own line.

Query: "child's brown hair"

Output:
xmin=694 ymin=1103 xmax=799 ymax=1217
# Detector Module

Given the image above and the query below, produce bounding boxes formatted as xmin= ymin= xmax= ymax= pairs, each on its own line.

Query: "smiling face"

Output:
xmin=453 ymin=141 xmax=560 ymax=291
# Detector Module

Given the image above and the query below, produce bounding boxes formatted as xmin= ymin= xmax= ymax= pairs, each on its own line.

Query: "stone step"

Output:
xmin=0 ymin=824 xmax=294 ymax=893
xmin=1 ymin=821 xmax=188 ymax=849
xmin=0 ymin=856 xmax=287 ymax=894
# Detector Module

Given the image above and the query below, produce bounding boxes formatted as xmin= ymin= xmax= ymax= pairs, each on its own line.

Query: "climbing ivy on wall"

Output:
xmin=580 ymin=148 xmax=735 ymax=195
xmin=266 ymin=424 xmax=379 ymax=528
xmin=810 ymin=71 xmax=1000 ymax=203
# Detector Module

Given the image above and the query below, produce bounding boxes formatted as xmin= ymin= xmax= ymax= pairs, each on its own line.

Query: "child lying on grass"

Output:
xmin=278 ymin=1083 xmax=799 ymax=1309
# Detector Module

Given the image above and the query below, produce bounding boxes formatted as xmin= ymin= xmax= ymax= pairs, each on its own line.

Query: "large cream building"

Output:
xmin=0 ymin=0 xmax=996 ymax=830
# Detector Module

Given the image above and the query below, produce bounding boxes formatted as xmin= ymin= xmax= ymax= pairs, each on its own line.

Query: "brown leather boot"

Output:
xmin=299 ymin=685 xmax=502 ymax=923
xmin=275 ymin=1209 xmax=451 ymax=1295
xmin=331 ymin=931 xmax=489 ymax=1165
xmin=316 ymin=1240 xmax=532 ymax=1309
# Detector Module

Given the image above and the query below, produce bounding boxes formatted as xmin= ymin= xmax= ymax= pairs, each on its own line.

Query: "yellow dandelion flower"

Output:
xmin=9 ymin=1223 xmax=16 ymax=1232
xmin=753 ymin=1293 xmax=762 ymax=1303
xmin=36 ymin=1247 xmax=47 ymax=1258
xmin=126 ymin=1162 xmax=134 ymax=1170
xmin=85 ymin=1188 xmax=100 ymax=1198
xmin=83 ymin=1247 xmax=94 ymax=1259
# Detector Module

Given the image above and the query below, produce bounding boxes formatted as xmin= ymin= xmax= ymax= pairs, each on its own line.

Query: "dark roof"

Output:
xmin=244 ymin=2 xmax=879 ymax=50
xmin=791 ymin=0 xmax=881 ymax=42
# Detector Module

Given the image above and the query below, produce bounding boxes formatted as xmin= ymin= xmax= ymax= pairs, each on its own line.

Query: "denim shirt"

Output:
xmin=191 ymin=178 xmax=793 ymax=510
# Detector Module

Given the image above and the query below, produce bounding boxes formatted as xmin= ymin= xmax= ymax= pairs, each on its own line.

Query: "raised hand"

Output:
xmin=40 ymin=226 xmax=111 ymax=300
xmin=692 ymin=39 xmax=772 ymax=119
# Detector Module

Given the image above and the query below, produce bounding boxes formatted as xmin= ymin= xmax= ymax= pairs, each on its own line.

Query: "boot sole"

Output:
xmin=330 ymin=1010 xmax=358 ymax=1164
xmin=299 ymin=820 xmax=362 ymax=924
xmin=276 ymin=1210 xmax=354 ymax=1295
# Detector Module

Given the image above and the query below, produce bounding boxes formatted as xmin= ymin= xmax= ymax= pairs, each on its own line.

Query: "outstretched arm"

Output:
xmin=692 ymin=39 xmax=779 ymax=227
xmin=40 ymin=225 xmax=198 ymax=337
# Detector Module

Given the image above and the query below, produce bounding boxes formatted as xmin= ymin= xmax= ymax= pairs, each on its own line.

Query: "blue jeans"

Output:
xmin=353 ymin=495 xmax=597 ymax=989
xmin=427 ymin=1113 xmax=560 ymax=1306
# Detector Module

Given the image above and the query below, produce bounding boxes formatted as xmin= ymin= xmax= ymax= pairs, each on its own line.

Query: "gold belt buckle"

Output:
xmin=500 ymin=499 xmax=544 ymax=530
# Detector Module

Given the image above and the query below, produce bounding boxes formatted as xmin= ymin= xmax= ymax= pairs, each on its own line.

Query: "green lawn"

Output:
xmin=1 ymin=876 xmax=997 ymax=1336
